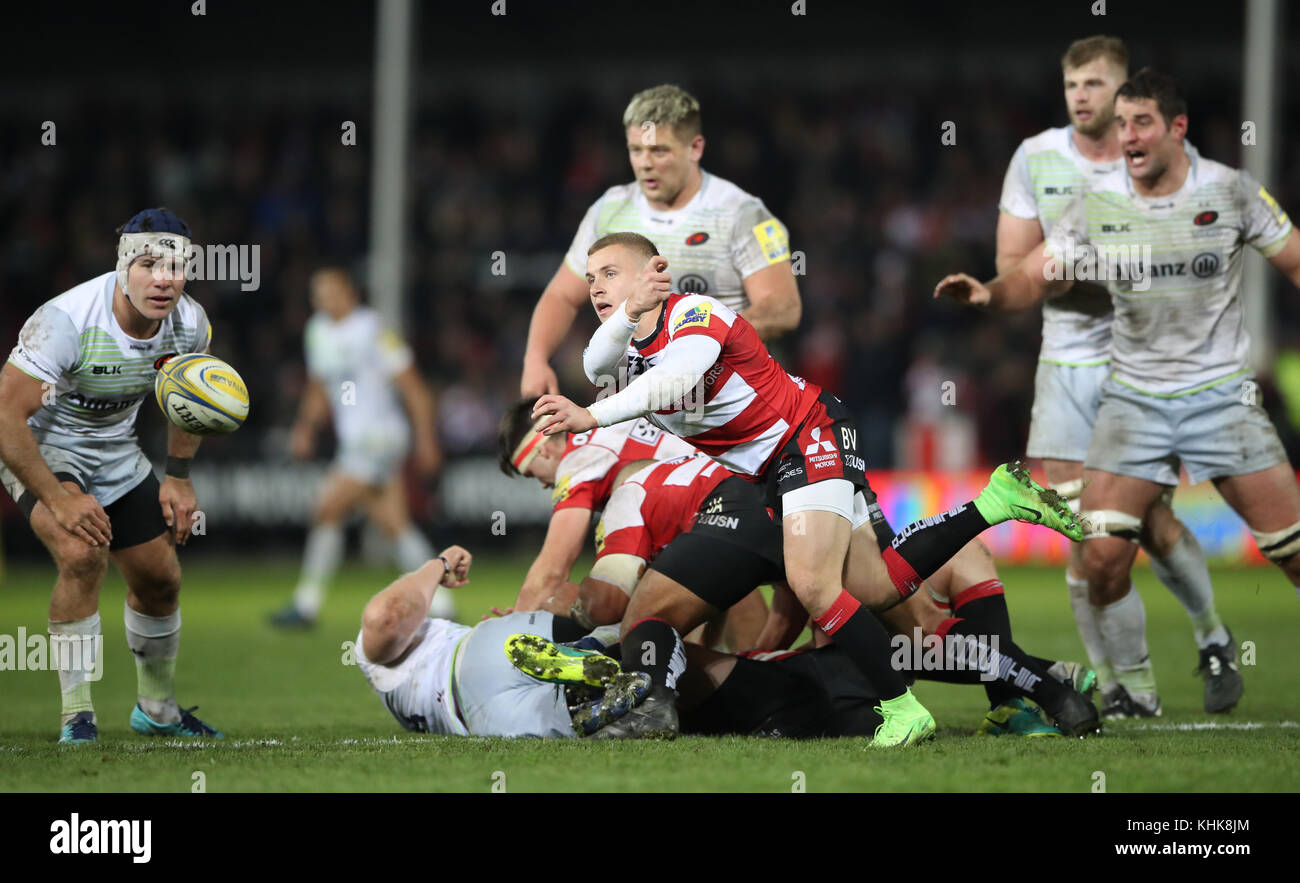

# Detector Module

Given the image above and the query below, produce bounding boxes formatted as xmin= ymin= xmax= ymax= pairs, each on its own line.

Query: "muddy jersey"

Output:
xmin=354 ymin=617 xmax=473 ymax=736
xmin=564 ymin=172 xmax=790 ymax=313
xmin=1046 ymin=154 xmax=1292 ymax=396
xmin=550 ymin=418 xmax=698 ymax=514
xmin=7 ymin=271 xmax=211 ymax=440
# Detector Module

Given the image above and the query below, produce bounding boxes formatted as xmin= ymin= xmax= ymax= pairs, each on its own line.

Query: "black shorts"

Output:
xmin=680 ymin=646 xmax=883 ymax=738
xmin=764 ymin=390 xmax=869 ymax=517
xmin=650 ymin=476 xmax=784 ymax=610
xmin=18 ymin=471 xmax=169 ymax=551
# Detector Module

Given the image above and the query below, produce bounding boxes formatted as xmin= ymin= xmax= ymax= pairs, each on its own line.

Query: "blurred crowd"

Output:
xmin=4 ymin=68 xmax=1300 ymax=475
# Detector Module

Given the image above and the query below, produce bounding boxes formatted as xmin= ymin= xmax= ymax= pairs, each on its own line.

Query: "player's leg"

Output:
xmin=28 ymin=481 xmax=109 ymax=743
xmin=108 ymin=475 xmax=221 ymax=738
xmin=720 ymin=589 xmax=768 ymax=652
xmin=366 ymin=474 xmax=454 ymax=619
xmin=275 ymin=470 xmax=374 ymax=626
xmin=1079 ymin=467 xmax=1167 ymax=717
xmin=1214 ymin=463 xmax=1300 ymax=588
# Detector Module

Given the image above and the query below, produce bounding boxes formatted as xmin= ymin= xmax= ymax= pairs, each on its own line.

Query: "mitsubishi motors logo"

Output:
xmin=804 ymin=427 xmax=836 ymax=456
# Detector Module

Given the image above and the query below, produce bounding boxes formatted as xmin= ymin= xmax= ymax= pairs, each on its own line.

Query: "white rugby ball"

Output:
xmin=154 ymin=353 xmax=250 ymax=435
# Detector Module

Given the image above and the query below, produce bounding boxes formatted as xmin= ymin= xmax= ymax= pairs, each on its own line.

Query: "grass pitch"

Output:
xmin=1 ymin=555 xmax=1297 ymax=793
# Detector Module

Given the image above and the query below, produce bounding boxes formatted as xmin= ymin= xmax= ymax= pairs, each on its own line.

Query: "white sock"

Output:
xmin=1066 ymin=571 xmax=1115 ymax=688
xmin=1094 ymin=586 xmax=1158 ymax=703
xmin=124 ymin=605 xmax=181 ymax=724
xmin=393 ymin=527 xmax=456 ymax=618
xmin=293 ymin=524 xmax=344 ymax=619
xmin=49 ymin=613 xmax=101 ymax=726
xmin=1147 ymin=528 xmax=1225 ymax=648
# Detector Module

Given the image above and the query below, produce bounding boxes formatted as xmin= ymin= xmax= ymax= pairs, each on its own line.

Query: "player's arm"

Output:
xmin=0 ymin=362 xmax=112 ymax=546
xmin=1266 ymin=228 xmax=1300 ymax=288
xmin=934 ymin=240 xmax=1068 ymax=311
xmin=583 ymin=255 xmax=673 ymax=383
xmin=160 ymin=421 xmax=202 ymax=545
xmin=514 ymin=507 xmax=593 ymax=611
xmin=289 ymin=377 xmax=330 ymax=460
xmin=565 ymin=552 xmax=646 ymax=626
xmin=393 ymin=365 xmax=443 ymax=477
xmin=739 ymin=262 xmax=801 ymax=339
xmin=521 ymin=263 xmax=591 ymax=397
xmin=750 ymin=581 xmax=808 ymax=651
xmin=995 ymin=212 xmax=1046 ymax=276
xmin=362 ymin=545 xmax=471 ymax=664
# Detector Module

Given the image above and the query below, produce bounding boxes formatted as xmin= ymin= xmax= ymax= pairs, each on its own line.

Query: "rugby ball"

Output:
xmin=154 ymin=353 xmax=250 ymax=435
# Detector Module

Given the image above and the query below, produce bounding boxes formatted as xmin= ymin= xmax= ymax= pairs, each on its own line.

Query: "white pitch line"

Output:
xmin=1124 ymin=720 xmax=1299 ymax=732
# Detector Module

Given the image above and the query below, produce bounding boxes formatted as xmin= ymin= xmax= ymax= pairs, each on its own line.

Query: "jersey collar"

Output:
xmin=632 ymin=299 xmax=670 ymax=350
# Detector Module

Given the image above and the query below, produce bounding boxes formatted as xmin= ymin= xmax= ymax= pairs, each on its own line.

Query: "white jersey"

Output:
xmin=564 ymin=172 xmax=790 ymax=313
xmin=354 ymin=617 xmax=473 ymax=735
xmin=304 ymin=307 xmax=412 ymax=445
xmin=7 ymin=272 xmax=211 ymax=441
xmin=999 ymin=126 xmax=1122 ymax=364
xmin=1046 ymin=154 xmax=1293 ymax=396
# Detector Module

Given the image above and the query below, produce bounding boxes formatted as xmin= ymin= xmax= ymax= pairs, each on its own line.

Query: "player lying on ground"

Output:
xmin=272 ymin=265 xmax=452 ymax=628
xmin=937 ymin=68 xmax=1300 ymax=719
xmin=531 ymin=232 xmax=1084 ymax=745
xmin=555 ymin=452 xmax=1095 ymax=740
xmin=521 ymin=83 xmax=800 ymax=398
xmin=497 ymin=401 xmax=767 ymax=649
xmin=994 ymin=35 xmax=1232 ymax=717
xmin=0 ymin=208 xmax=222 ymax=743
xmin=355 ymin=545 xmax=891 ymax=739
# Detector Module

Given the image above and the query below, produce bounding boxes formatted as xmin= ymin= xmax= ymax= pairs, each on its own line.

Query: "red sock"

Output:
xmin=882 ymin=546 xmax=922 ymax=598
xmin=813 ymin=589 xmax=861 ymax=636
xmin=951 ymin=579 xmax=1004 ymax=612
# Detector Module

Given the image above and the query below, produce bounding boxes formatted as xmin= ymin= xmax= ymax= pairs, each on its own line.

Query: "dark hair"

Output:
xmin=1060 ymin=35 xmax=1128 ymax=74
xmin=588 ymin=232 xmax=659 ymax=265
xmin=1115 ymin=67 xmax=1188 ymax=127
xmin=498 ymin=397 xmax=542 ymax=477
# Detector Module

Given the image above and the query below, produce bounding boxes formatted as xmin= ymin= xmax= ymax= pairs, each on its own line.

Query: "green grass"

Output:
xmin=1 ymin=556 xmax=1297 ymax=792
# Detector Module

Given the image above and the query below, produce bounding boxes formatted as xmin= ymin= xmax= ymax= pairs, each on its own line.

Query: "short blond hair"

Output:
xmin=622 ymin=84 xmax=702 ymax=140
xmin=1061 ymin=35 xmax=1129 ymax=75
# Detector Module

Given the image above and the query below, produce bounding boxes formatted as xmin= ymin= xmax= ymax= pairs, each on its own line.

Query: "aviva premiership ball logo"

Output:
xmin=672 ymin=302 xmax=712 ymax=334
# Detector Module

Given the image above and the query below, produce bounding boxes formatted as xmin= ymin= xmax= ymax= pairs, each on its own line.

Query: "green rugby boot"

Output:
xmin=977 ymin=698 xmax=1062 ymax=738
xmin=869 ymin=689 xmax=936 ymax=748
xmin=505 ymin=633 xmax=621 ymax=688
xmin=974 ymin=461 xmax=1084 ymax=541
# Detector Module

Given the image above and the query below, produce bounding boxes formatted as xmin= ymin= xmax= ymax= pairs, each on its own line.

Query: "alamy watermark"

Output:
xmin=1043 ymin=240 xmax=1154 ymax=292
xmin=1 ymin=628 xmax=102 ymax=680
xmin=148 ymin=245 xmax=261 ymax=291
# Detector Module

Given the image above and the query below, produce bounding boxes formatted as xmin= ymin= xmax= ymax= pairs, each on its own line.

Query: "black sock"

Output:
xmin=549 ymin=615 xmax=588 ymax=644
xmin=813 ymin=590 xmax=908 ymax=701
xmin=881 ymin=504 xmax=991 ymax=598
xmin=621 ymin=619 xmax=685 ymax=690
xmin=942 ymin=618 xmax=1069 ymax=710
xmin=948 ymin=583 xmax=1015 ymax=707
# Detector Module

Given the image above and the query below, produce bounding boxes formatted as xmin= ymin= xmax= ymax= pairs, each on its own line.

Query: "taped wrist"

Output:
xmin=165 ymin=456 xmax=192 ymax=479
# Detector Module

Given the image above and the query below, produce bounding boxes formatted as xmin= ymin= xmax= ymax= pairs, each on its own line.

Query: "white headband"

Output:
xmin=116 ymin=231 xmax=194 ymax=293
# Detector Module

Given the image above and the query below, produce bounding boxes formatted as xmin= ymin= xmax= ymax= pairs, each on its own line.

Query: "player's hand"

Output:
xmin=482 ymin=605 xmax=515 ymax=621
xmin=160 ymin=476 xmax=199 ymax=546
xmin=289 ymin=423 xmax=315 ymax=460
xmin=933 ymin=273 xmax=992 ymax=307
xmin=520 ymin=359 xmax=559 ymax=398
xmin=47 ymin=487 xmax=112 ymax=547
xmin=625 ymin=256 xmax=672 ymax=319
xmin=531 ymin=394 xmax=597 ymax=436
xmin=437 ymin=545 xmax=472 ymax=587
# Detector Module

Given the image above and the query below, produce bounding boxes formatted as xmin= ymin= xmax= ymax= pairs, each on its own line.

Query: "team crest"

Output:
xmin=672 ymin=301 xmax=713 ymax=334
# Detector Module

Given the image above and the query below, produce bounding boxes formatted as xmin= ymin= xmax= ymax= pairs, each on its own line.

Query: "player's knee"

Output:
xmin=576 ymin=584 xmax=627 ymax=628
xmin=56 ymin=542 xmax=108 ymax=585
xmin=1251 ymin=520 xmax=1300 ymax=570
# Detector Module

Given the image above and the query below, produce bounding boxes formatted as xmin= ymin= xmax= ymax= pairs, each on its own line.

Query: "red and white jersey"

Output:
xmin=626 ymin=292 xmax=819 ymax=477
xmin=551 ymin=418 xmax=698 ymax=513
xmin=597 ymin=454 xmax=730 ymax=563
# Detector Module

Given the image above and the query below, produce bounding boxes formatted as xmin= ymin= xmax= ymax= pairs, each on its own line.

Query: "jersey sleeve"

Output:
xmin=666 ymin=294 xmax=734 ymax=345
xmin=1045 ymin=192 xmax=1090 ymax=261
xmin=374 ymin=325 xmax=414 ymax=379
xmin=303 ymin=319 xmax=326 ymax=381
xmin=730 ymin=200 xmax=791 ymax=278
xmin=7 ymin=303 xmax=81 ymax=385
xmin=1236 ymin=170 xmax=1293 ymax=258
xmin=190 ymin=301 xmax=213 ymax=354
xmin=563 ymin=195 xmax=607 ymax=279
xmin=998 ymin=142 xmax=1038 ymax=220
xmin=594 ymin=483 xmax=652 ymax=561
xmin=551 ymin=442 xmax=618 ymax=512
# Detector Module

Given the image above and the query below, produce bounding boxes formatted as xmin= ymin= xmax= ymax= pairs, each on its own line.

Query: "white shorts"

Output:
xmin=0 ymin=432 xmax=151 ymax=508
xmin=1025 ymin=361 xmax=1109 ymax=462
xmin=453 ymin=612 xmax=575 ymax=739
xmin=781 ymin=479 xmax=873 ymax=529
xmin=1085 ymin=373 xmax=1288 ymax=485
xmin=334 ymin=431 xmax=409 ymax=487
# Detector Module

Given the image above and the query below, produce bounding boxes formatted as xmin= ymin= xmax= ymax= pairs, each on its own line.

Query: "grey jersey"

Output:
xmin=564 ymin=172 xmax=790 ymax=313
xmin=1046 ymin=154 xmax=1292 ymax=395
xmin=7 ymin=272 xmax=211 ymax=440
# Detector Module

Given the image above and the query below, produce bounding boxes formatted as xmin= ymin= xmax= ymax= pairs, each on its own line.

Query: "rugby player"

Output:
xmin=530 ymin=240 xmax=1083 ymax=746
xmin=996 ymin=36 xmax=1232 ymax=717
xmin=520 ymin=84 xmax=801 ymax=398
xmin=937 ymin=69 xmax=1300 ymax=718
xmin=270 ymin=266 xmax=453 ymax=628
xmin=0 ymin=208 xmax=221 ymax=743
